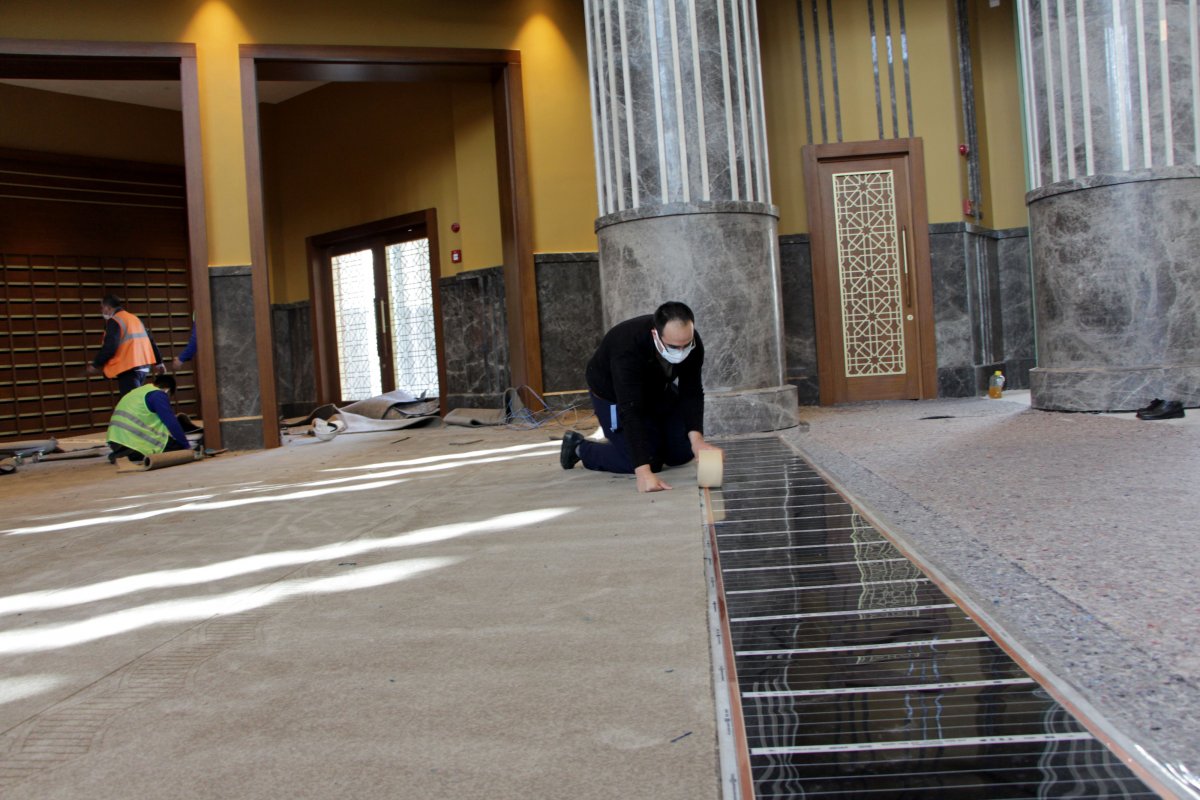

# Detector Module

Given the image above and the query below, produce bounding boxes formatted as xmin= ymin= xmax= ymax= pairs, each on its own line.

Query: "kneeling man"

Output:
xmin=106 ymin=374 xmax=194 ymax=463
xmin=561 ymin=301 xmax=721 ymax=493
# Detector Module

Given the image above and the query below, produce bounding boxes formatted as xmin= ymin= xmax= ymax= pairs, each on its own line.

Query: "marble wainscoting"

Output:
xmin=270 ymin=301 xmax=315 ymax=418
xmin=778 ymin=234 xmax=819 ymax=405
xmin=210 ymin=266 xmax=264 ymax=450
xmin=438 ymin=266 xmax=510 ymax=410
xmin=535 ymin=253 xmax=603 ymax=394
xmin=929 ymin=223 xmax=1033 ymax=397
xmin=596 ymin=202 xmax=798 ymax=435
xmin=1028 ymin=168 xmax=1200 ymax=411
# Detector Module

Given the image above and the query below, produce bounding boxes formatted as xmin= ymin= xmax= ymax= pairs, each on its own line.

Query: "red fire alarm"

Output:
xmin=450 ymin=222 xmax=461 ymax=233
xmin=451 ymin=249 xmax=462 ymax=263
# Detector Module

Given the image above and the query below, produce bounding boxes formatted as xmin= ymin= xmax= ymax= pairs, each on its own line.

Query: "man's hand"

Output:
xmin=635 ymin=464 xmax=672 ymax=493
xmin=85 ymin=364 xmax=99 ymax=376
xmin=689 ymin=431 xmax=722 ymax=455
xmin=171 ymin=357 xmax=185 ymax=372
xmin=152 ymin=363 xmax=167 ymax=375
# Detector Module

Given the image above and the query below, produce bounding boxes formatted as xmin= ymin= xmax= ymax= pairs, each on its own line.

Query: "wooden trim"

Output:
xmin=0 ymin=38 xmax=194 ymax=60
xmin=241 ymin=43 xmax=520 ymax=66
xmin=493 ymin=60 xmax=543 ymax=407
xmin=180 ymin=52 xmax=220 ymax=451
xmin=905 ymin=139 xmax=938 ymax=399
xmin=424 ymin=208 xmax=449 ymax=419
xmin=802 ymin=137 xmax=938 ymax=404
xmin=239 ymin=54 xmax=281 ymax=448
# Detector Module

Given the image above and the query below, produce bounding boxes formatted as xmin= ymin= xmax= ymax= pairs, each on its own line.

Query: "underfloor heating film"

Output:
xmin=707 ymin=438 xmax=1158 ymax=800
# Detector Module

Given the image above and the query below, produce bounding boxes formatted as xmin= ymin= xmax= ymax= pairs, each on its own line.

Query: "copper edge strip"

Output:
xmin=703 ymin=484 xmax=757 ymax=800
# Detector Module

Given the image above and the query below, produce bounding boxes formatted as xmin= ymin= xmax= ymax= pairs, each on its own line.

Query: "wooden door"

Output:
xmin=803 ymin=140 xmax=937 ymax=404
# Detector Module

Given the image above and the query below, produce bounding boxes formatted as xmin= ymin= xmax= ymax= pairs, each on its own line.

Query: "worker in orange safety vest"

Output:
xmin=87 ymin=293 xmax=166 ymax=398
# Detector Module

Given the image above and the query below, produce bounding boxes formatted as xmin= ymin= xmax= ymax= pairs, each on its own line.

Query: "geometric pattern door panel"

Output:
xmin=832 ymin=170 xmax=906 ymax=378
xmin=385 ymin=238 xmax=438 ymax=399
xmin=331 ymin=248 xmax=382 ymax=402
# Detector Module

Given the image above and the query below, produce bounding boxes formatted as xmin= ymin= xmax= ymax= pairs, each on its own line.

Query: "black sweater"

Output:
xmin=585 ymin=315 xmax=705 ymax=469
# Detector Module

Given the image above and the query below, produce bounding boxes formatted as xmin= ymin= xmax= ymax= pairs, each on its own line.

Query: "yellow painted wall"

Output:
xmin=0 ymin=0 xmax=599 ymax=268
xmin=451 ymin=85 xmax=503 ymax=273
xmin=973 ymin=0 xmax=1027 ymax=230
xmin=757 ymin=0 xmax=1023 ymax=232
xmin=0 ymin=82 xmax=184 ymax=164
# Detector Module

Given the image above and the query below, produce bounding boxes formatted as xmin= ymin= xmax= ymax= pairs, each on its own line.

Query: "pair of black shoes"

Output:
xmin=560 ymin=430 xmax=585 ymax=469
xmin=1136 ymin=399 xmax=1185 ymax=420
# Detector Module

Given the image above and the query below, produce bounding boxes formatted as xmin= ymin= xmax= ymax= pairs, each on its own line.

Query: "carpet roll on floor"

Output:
xmin=117 ymin=449 xmax=201 ymax=473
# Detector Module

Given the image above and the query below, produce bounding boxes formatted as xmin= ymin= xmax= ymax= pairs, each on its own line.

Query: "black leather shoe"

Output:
xmin=1135 ymin=398 xmax=1165 ymax=418
xmin=1139 ymin=400 xmax=1184 ymax=420
xmin=560 ymin=430 xmax=584 ymax=469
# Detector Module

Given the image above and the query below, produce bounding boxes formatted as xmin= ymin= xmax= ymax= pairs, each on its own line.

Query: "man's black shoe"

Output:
xmin=1139 ymin=400 xmax=1184 ymax=420
xmin=1135 ymin=398 xmax=1165 ymax=418
xmin=560 ymin=430 xmax=584 ymax=469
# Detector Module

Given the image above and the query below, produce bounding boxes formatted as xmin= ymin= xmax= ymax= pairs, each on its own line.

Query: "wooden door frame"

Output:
xmin=802 ymin=138 xmax=938 ymax=405
xmin=240 ymin=44 xmax=543 ymax=437
xmin=307 ymin=209 xmax=448 ymax=416
xmin=0 ymin=37 xmax=219 ymax=447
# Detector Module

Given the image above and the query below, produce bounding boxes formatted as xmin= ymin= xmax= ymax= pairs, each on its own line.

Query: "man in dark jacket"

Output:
xmin=560 ymin=301 xmax=721 ymax=493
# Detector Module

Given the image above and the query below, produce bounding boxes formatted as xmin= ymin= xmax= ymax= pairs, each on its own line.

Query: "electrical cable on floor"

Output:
xmin=501 ymin=385 xmax=593 ymax=431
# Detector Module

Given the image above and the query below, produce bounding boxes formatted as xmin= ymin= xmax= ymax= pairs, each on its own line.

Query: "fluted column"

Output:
xmin=1017 ymin=0 xmax=1200 ymax=411
xmin=585 ymin=0 xmax=796 ymax=434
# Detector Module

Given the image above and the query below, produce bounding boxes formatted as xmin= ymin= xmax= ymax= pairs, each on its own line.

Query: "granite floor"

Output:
xmin=782 ymin=393 xmax=1200 ymax=795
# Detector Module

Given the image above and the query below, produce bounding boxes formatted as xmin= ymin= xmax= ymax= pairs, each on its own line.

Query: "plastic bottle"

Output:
xmin=988 ymin=370 xmax=1006 ymax=399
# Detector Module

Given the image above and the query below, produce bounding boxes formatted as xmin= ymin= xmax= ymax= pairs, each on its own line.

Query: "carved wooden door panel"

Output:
xmin=804 ymin=140 xmax=937 ymax=404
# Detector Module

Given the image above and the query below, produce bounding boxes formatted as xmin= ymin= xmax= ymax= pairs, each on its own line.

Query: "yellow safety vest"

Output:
xmin=106 ymin=385 xmax=170 ymax=455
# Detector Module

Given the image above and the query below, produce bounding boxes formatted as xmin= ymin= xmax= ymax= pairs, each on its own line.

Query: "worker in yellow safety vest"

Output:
xmin=106 ymin=374 xmax=194 ymax=464
xmin=86 ymin=293 xmax=166 ymax=398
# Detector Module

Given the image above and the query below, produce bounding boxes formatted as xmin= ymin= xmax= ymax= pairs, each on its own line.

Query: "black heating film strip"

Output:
xmin=708 ymin=438 xmax=1158 ymax=800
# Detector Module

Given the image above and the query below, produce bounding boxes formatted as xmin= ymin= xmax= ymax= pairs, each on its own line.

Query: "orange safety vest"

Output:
xmin=102 ymin=309 xmax=157 ymax=378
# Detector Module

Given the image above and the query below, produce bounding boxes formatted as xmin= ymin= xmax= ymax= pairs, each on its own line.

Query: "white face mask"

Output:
xmin=101 ymin=309 xmax=114 ymax=320
xmin=653 ymin=328 xmax=695 ymax=365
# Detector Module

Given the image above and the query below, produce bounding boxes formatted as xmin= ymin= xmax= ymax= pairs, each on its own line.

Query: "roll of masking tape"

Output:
xmin=697 ymin=449 xmax=724 ymax=488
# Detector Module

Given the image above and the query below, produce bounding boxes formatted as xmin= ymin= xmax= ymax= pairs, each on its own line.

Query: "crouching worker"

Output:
xmin=560 ymin=301 xmax=721 ymax=493
xmin=106 ymin=374 xmax=194 ymax=463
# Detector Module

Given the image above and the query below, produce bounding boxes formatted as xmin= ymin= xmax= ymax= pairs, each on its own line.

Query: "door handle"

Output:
xmin=378 ymin=299 xmax=388 ymax=335
xmin=900 ymin=225 xmax=914 ymax=310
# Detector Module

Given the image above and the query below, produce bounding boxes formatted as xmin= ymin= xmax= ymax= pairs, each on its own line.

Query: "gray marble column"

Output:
xmin=210 ymin=267 xmax=265 ymax=450
xmin=1017 ymin=0 xmax=1200 ymax=410
xmin=585 ymin=0 xmax=797 ymax=434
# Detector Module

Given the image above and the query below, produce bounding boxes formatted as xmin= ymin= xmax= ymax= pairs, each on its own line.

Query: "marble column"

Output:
xmin=210 ymin=267 xmax=265 ymax=450
xmin=584 ymin=0 xmax=797 ymax=434
xmin=1017 ymin=0 xmax=1200 ymax=410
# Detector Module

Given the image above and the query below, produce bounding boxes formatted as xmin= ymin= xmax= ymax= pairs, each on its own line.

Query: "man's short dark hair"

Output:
xmin=153 ymin=374 xmax=177 ymax=395
xmin=654 ymin=301 xmax=694 ymax=334
xmin=101 ymin=293 xmax=124 ymax=309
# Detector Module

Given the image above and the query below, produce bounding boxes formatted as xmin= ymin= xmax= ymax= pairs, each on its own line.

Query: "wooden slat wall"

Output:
xmin=0 ymin=150 xmax=196 ymax=441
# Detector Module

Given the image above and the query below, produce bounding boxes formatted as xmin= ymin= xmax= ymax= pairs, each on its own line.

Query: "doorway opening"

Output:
xmin=241 ymin=45 xmax=541 ymax=444
xmin=308 ymin=211 xmax=445 ymax=411
xmin=0 ymin=40 xmax=215 ymax=444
